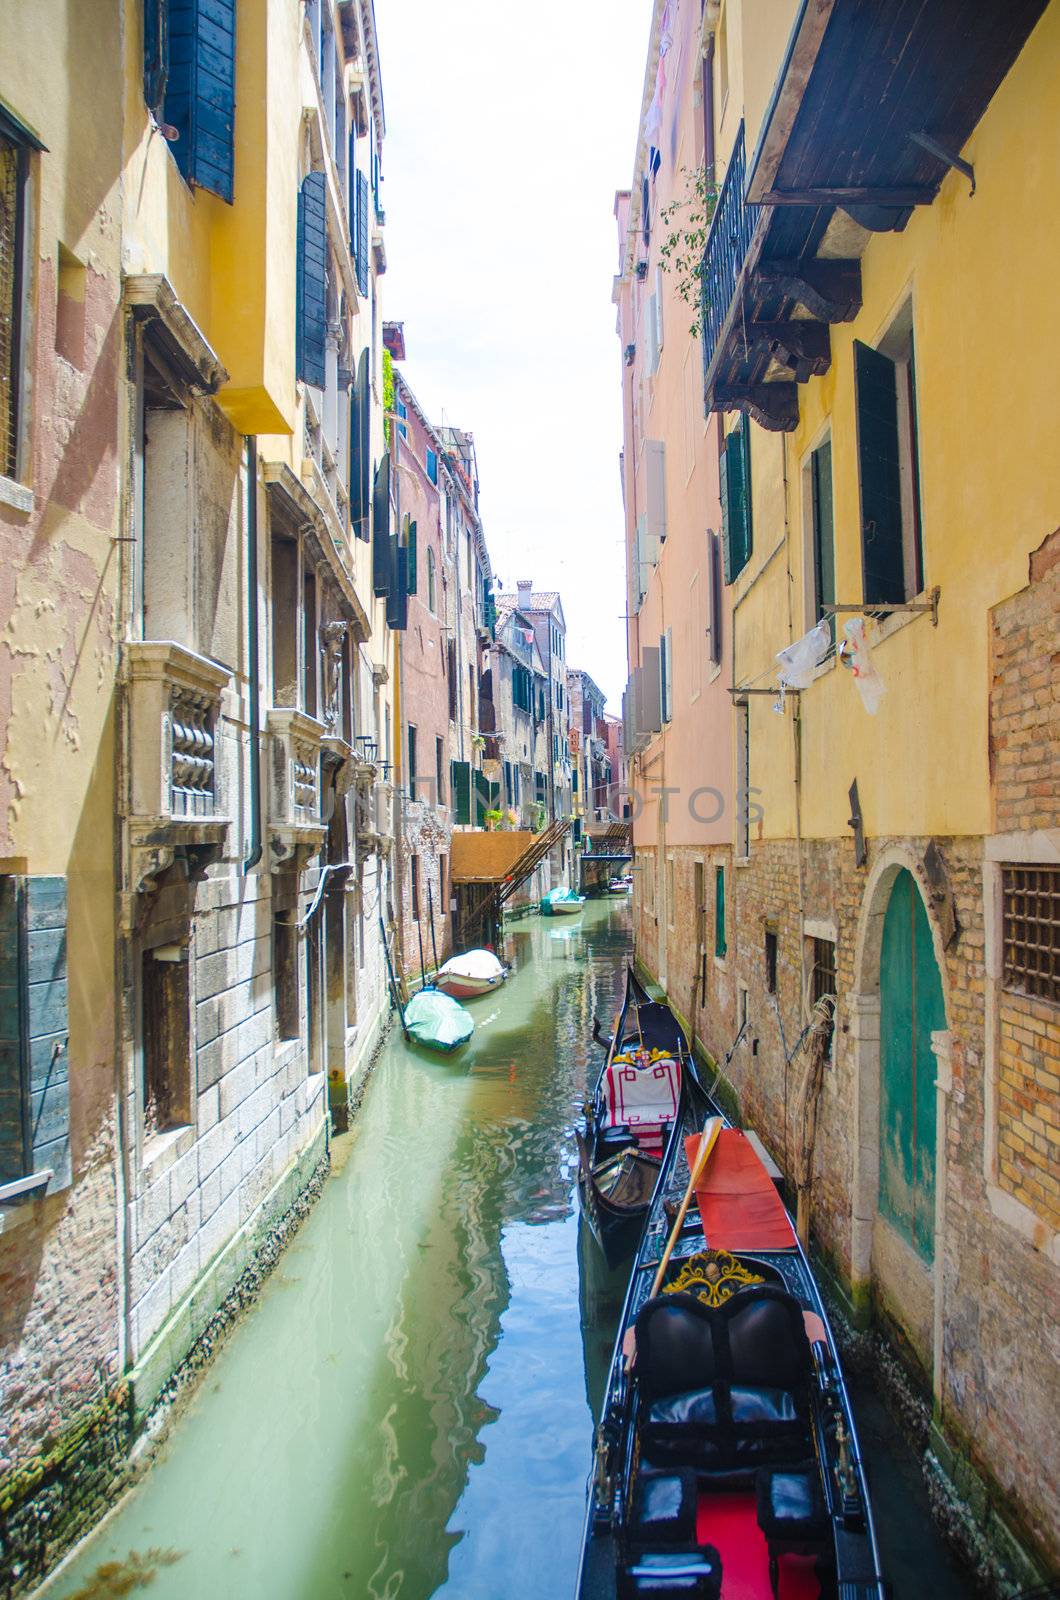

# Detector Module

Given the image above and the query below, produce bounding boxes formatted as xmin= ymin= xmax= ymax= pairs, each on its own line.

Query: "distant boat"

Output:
xmin=434 ymin=948 xmax=507 ymax=999
xmin=541 ymin=887 xmax=586 ymax=916
xmin=403 ymin=987 xmax=474 ymax=1052
xmin=607 ymin=876 xmax=632 ymax=894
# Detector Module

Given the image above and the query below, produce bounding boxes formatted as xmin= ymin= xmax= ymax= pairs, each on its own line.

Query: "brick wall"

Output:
xmin=996 ymin=996 xmax=1060 ymax=1229
xmin=990 ymin=526 xmax=1060 ymax=835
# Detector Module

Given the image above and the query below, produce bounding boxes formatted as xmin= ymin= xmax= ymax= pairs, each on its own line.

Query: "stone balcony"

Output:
xmin=267 ymin=709 xmax=328 ymax=872
xmin=124 ymin=642 xmax=232 ymax=893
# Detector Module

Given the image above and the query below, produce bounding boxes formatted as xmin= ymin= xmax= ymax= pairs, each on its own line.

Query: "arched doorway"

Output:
xmin=878 ymin=868 xmax=946 ymax=1263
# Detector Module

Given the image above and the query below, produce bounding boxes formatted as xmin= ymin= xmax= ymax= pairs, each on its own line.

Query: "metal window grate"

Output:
xmin=1003 ymin=865 xmax=1059 ymax=1003
xmin=811 ymin=937 xmax=836 ymax=1003
xmin=1 ymin=136 xmax=26 ymax=478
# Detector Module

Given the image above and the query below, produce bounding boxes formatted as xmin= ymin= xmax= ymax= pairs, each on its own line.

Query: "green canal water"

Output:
xmin=44 ymin=898 xmax=970 ymax=1600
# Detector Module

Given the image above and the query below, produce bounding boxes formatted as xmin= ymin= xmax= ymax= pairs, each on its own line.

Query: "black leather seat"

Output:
xmin=628 ymin=1470 xmax=698 ymax=1546
xmin=755 ymin=1463 xmax=831 ymax=1595
xmin=634 ymin=1287 xmax=813 ymax=1473
xmin=619 ymin=1546 xmax=723 ymax=1599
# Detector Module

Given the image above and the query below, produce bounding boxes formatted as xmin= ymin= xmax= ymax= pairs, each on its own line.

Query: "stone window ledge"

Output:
xmin=142 ymin=1122 xmax=195 ymax=1179
xmin=0 ymin=474 xmax=33 ymax=515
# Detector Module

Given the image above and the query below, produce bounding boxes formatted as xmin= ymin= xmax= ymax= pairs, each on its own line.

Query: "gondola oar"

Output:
xmin=379 ymin=914 xmax=410 ymax=1040
xmin=648 ymin=1115 xmax=722 ymax=1299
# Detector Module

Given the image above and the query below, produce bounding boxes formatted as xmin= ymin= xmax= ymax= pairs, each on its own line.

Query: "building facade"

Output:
xmin=619 ymin=0 xmax=1060 ymax=1584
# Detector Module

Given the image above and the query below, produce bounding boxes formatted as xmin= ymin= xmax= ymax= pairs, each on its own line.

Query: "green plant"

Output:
xmin=484 ymin=807 xmax=504 ymax=831
xmin=383 ymin=348 xmax=395 ymax=448
xmin=658 ymin=165 xmax=719 ymax=338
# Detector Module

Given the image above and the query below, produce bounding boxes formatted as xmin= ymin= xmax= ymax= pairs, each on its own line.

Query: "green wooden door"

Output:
xmin=879 ymin=869 xmax=944 ymax=1261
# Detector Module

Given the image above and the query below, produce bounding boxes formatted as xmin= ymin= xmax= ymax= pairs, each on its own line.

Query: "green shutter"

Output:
xmin=714 ymin=866 xmax=727 ymax=958
xmin=811 ymin=440 xmax=836 ymax=640
xmin=719 ymin=437 xmax=733 ymax=584
xmin=349 ymin=349 xmax=371 ymax=537
xmin=406 ymin=520 xmax=417 ymax=595
xmin=723 ymin=416 xmax=752 ymax=582
xmin=450 ymin=760 xmax=471 ymax=825
xmin=0 ymin=876 xmax=70 ymax=1192
xmin=372 ymin=455 xmax=390 ymax=596
xmin=854 ymin=340 xmax=905 ymax=604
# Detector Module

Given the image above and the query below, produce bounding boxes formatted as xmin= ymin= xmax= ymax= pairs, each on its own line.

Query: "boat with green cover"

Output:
xmin=540 ymin=886 xmax=586 ymax=916
xmin=403 ymin=987 xmax=474 ymax=1051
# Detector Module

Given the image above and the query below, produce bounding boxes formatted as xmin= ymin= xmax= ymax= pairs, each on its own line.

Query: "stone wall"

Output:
xmin=989 ymin=526 xmax=1059 ymax=835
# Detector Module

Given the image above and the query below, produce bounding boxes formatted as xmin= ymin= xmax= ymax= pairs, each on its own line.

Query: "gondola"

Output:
xmin=576 ymin=969 xmax=717 ymax=1267
xmin=576 ymin=1085 xmax=886 ymax=1600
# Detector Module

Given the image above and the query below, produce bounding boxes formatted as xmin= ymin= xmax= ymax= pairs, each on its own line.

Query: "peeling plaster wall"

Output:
xmin=0 ymin=0 xmax=124 ymax=1483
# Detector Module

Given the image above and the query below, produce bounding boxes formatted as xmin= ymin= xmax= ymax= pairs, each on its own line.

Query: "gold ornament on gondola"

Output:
xmin=663 ymin=1249 xmax=765 ymax=1306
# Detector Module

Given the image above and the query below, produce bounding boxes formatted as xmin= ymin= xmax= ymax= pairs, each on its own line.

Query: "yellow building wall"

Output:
xmin=121 ymin=0 xmax=295 ymax=435
xmin=737 ymin=1 xmax=1060 ymax=844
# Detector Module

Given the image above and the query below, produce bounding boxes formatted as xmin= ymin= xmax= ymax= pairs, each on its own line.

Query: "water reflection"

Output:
xmin=47 ymin=900 xmax=632 ymax=1600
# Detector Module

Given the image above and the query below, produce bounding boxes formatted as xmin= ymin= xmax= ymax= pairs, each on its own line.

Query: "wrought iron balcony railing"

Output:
xmin=700 ymin=121 xmax=754 ymax=380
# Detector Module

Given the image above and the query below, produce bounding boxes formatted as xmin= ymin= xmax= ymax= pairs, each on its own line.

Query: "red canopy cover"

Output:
xmin=683 ymin=1129 xmax=796 ymax=1251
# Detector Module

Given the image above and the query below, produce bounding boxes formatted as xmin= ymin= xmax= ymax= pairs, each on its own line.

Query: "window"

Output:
xmin=854 ymin=304 xmax=923 ymax=605
xmin=765 ymin=928 xmax=778 ymax=994
xmin=426 ymin=448 xmax=438 ymax=485
xmin=714 ymin=866 xmax=727 ymax=958
xmin=435 ymin=737 xmax=445 ymax=804
xmin=660 ymin=628 xmax=673 ymax=723
xmin=450 ymin=759 xmax=471 ymax=824
xmin=407 ymin=723 xmax=417 ymax=801
xmin=427 ymin=546 xmax=436 ymax=614
xmin=1002 ymin=866 xmax=1059 ymax=1003
xmin=271 ymin=527 xmax=298 ymax=705
xmin=1 ymin=111 xmax=39 ymax=485
xmin=447 ymin=639 xmax=457 ymax=721
xmin=645 ymin=439 xmax=667 ymax=542
xmin=706 ymin=529 xmax=723 ymax=668
xmin=303 ymin=569 xmax=318 ymax=716
xmin=810 ymin=935 xmax=836 ymax=1054
xmin=142 ymin=943 xmax=191 ymax=1138
xmin=694 ymin=862 xmax=707 ymax=1002
xmin=274 ymin=915 xmax=299 ymax=1040
xmin=0 ymin=875 xmax=71 ymax=1194
xmin=806 ymin=436 xmax=836 ymax=640
xmin=147 ymin=0 xmax=237 ymax=203
xmin=438 ymin=854 xmax=448 ymax=915
xmin=720 ymin=416 xmax=752 ymax=582
xmin=396 ymin=397 xmax=407 ymax=439
xmin=411 ymin=854 xmax=420 ymax=921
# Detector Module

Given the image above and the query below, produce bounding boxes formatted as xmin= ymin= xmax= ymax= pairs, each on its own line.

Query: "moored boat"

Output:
xmin=541 ymin=886 xmax=587 ymax=915
xmin=576 ymin=969 xmax=717 ymax=1267
xmin=403 ymin=987 xmax=474 ymax=1051
xmin=434 ymin=948 xmax=507 ymax=999
xmin=576 ymin=1090 xmax=885 ymax=1600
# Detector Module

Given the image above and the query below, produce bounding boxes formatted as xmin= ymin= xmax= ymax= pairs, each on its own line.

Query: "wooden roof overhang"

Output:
xmin=704 ymin=0 xmax=1050 ymax=432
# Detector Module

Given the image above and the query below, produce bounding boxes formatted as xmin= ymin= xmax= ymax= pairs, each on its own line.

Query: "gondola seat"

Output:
xmin=619 ymin=1546 xmax=723 ymax=1598
xmin=755 ymin=1464 xmax=831 ymax=1595
xmin=629 ymin=1470 xmax=698 ymax=1545
xmin=635 ymin=1288 xmax=812 ymax=1473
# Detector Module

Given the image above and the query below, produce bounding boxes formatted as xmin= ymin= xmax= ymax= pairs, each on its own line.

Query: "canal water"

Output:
xmin=44 ymin=898 xmax=970 ymax=1600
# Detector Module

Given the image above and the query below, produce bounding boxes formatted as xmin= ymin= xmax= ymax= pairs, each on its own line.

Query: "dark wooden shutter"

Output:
xmin=296 ymin=172 xmax=327 ymax=388
xmin=473 ymin=770 xmax=491 ymax=827
xmin=406 ymin=520 xmax=417 ymax=595
xmin=385 ymin=525 xmax=407 ymax=630
xmin=372 ymin=455 xmax=390 ymax=596
xmin=707 ymin=530 xmax=723 ymax=666
xmin=854 ymin=340 xmax=905 ymax=604
xmin=811 ymin=439 xmax=836 ymax=639
xmin=447 ymin=640 xmax=457 ymax=720
xmin=143 ymin=0 xmax=169 ymax=114
xmin=719 ymin=436 xmax=733 ymax=584
xmin=164 ymin=0 xmax=237 ymax=203
xmin=355 ymin=170 xmax=369 ymax=297
xmin=450 ymin=760 xmax=471 ymax=824
xmin=714 ymin=865 xmax=727 ymax=958
xmin=348 ymin=349 xmax=370 ymax=537
xmin=347 ymin=127 xmax=357 ymax=253
xmin=0 ymin=876 xmax=70 ymax=1192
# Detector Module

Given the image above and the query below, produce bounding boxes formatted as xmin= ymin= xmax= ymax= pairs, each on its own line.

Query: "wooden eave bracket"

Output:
xmin=712 ymin=382 xmax=800 ymax=433
xmin=124 ymin=273 xmax=228 ymax=394
xmin=747 ymin=320 xmax=831 ymax=381
xmin=756 ymin=258 xmax=862 ymax=324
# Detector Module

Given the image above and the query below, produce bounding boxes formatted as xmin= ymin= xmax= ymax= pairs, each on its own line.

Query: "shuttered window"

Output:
xmin=720 ymin=416 xmax=752 ymax=583
xmin=810 ymin=437 xmax=836 ymax=639
xmin=348 ymin=348 xmax=370 ymax=538
xmin=426 ymin=448 xmax=438 ymax=485
xmin=854 ymin=341 xmax=905 ymax=605
xmin=162 ymin=0 xmax=237 ymax=203
xmin=0 ymin=876 xmax=71 ymax=1195
xmin=372 ymin=455 xmax=390 ymax=597
xmin=354 ymin=170 xmax=369 ymax=297
xmin=714 ymin=865 xmax=727 ymax=958
xmin=707 ymin=529 xmax=723 ymax=667
xmin=450 ymin=759 xmax=471 ymax=825
xmin=407 ymin=724 xmax=417 ymax=801
xmin=406 ymin=519 xmax=417 ymax=596
xmin=385 ymin=524 xmax=408 ymax=630
xmin=296 ymin=172 xmax=327 ymax=388
xmin=659 ymin=628 xmax=672 ymax=723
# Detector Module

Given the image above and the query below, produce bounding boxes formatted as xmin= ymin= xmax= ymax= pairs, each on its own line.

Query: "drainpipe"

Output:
xmin=244 ymin=436 xmax=262 ymax=872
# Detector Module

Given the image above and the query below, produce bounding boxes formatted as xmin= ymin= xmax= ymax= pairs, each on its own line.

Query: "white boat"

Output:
xmin=434 ymin=948 xmax=507 ymax=999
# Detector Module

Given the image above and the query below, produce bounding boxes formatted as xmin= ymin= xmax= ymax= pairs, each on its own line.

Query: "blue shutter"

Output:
xmin=426 ymin=449 xmax=438 ymax=485
xmin=347 ymin=127 xmax=357 ymax=254
xmin=0 ymin=876 xmax=70 ymax=1192
xmin=355 ymin=171 xmax=369 ymax=297
xmin=164 ymin=0 xmax=237 ymax=203
xmin=396 ymin=399 xmax=407 ymax=441
xmin=372 ymin=455 xmax=391 ymax=596
xmin=296 ymin=172 xmax=327 ymax=388
xmin=144 ymin=0 xmax=169 ymax=114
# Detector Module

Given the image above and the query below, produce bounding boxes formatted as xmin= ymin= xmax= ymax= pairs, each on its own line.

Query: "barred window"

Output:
xmin=1003 ymin=866 xmax=1059 ymax=1003
xmin=0 ymin=128 xmax=30 ymax=479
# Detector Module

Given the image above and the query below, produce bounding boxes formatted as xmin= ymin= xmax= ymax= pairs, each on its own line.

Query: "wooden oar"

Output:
xmin=648 ymin=1115 xmax=723 ymax=1299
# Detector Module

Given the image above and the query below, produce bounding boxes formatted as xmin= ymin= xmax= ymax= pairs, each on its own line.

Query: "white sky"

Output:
xmin=374 ymin=0 xmax=652 ymax=713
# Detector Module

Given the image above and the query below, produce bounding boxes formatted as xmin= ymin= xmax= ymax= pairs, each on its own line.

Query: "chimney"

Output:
xmin=517 ymin=579 xmax=533 ymax=602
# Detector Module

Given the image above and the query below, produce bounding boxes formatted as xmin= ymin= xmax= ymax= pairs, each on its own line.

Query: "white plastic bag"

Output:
xmin=841 ymin=616 xmax=886 ymax=714
xmin=775 ymin=618 xmax=832 ymax=692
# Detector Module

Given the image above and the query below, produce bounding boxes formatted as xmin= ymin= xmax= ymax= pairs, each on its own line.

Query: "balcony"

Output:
xmin=124 ymin=642 xmax=232 ymax=893
xmin=699 ymin=0 xmax=1048 ymax=431
xmin=267 ymin=710 xmax=327 ymax=872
